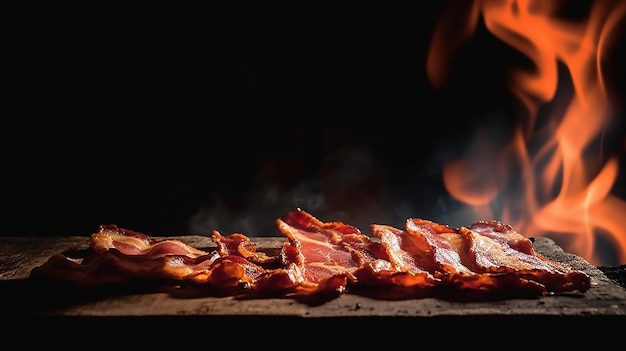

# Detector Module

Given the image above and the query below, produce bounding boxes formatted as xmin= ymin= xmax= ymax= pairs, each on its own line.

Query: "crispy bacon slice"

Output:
xmin=275 ymin=209 xmax=359 ymax=297
xmin=30 ymin=250 xmax=220 ymax=288
xmin=403 ymin=218 xmax=591 ymax=295
xmin=90 ymin=224 xmax=208 ymax=258
xmin=211 ymin=230 xmax=278 ymax=266
xmin=463 ymin=220 xmax=591 ymax=293
xmin=210 ymin=230 xmax=301 ymax=297
xmin=275 ymin=208 xmax=393 ymax=298
xmin=32 ymin=225 xmax=272 ymax=293
xmin=405 ymin=218 xmax=548 ymax=295
xmin=195 ymin=255 xmax=266 ymax=290
xmin=368 ymin=224 xmax=439 ymax=288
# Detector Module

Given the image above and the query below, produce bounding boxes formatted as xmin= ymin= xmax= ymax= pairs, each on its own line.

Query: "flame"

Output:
xmin=427 ymin=0 xmax=626 ymax=266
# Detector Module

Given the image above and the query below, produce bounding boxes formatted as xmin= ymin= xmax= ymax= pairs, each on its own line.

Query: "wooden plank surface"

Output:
xmin=2 ymin=235 xmax=626 ymax=340
xmin=1 ymin=235 xmax=625 ymax=319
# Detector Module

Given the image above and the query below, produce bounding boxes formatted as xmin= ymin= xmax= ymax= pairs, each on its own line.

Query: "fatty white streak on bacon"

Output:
xmin=90 ymin=224 xmax=208 ymax=258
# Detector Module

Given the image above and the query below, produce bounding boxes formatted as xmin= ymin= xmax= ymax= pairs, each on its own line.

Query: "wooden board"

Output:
xmin=1 ymin=235 xmax=626 ymax=339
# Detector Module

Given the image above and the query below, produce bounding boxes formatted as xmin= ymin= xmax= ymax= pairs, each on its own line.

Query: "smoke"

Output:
xmin=187 ymin=122 xmax=496 ymax=240
xmin=188 ymin=144 xmax=393 ymax=236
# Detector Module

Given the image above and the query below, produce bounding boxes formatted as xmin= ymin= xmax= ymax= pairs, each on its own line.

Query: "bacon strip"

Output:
xmin=275 ymin=209 xmax=363 ymax=297
xmin=211 ymin=230 xmax=301 ymax=297
xmin=275 ymin=208 xmax=426 ymax=301
xmin=462 ymin=221 xmax=591 ymax=293
xmin=403 ymin=218 xmax=591 ymax=294
xmin=90 ymin=224 xmax=208 ymax=258
xmin=211 ymin=230 xmax=278 ymax=266
xmin=30 ymin=250 xmax=220 ymax=288
xmin=33 ymin=225 xmax=270 ymax=293
xmin=405 ymin=218 xmax=547 ymax=295
xmin=369 ymin=224 xmax=439 ymax=287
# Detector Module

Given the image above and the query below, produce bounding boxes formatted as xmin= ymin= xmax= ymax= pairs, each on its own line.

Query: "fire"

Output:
xmin=427 ymin=0 xmax=626 ymax=266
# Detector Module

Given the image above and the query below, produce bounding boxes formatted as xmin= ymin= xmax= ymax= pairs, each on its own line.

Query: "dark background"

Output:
xmin=2 ymin=1 xmax=626 ymax=252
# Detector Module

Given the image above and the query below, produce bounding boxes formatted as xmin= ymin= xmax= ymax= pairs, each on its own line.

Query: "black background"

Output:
xmin=2 ymin=1 xmax=626 ymax=253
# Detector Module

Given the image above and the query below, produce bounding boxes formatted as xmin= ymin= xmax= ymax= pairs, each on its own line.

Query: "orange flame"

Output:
xmin=427 ymin=0 xmax=626 ymax=266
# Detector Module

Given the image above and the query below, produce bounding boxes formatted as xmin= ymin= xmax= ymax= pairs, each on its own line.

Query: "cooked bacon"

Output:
xmin=90 ymin=224 xmax=208 ymax=258
xmin=461 ymin=221 xmax=591 ymax=293
xmin=402 ymin=219 xmax=471 ymax=274
xmin=210 ymin=230 xmax=300 ymax=296
xmin=197 ymin=255 xmax=266 ymax=290
xmin=275 ymin=208 xmax=409 ymax=300
xmin=30 ymin=250 xmax=221 ymax=288
xmin=368 ymin=224 xmax=439 ymax=287
xmin=275 ymin=209 xmax=361 ymax=297
xmin=467 ymin=220 xmax=535 ymax=254
xmin=33 ymin=225 xmax=276 ymax=294
xmin=405 ymin=218 xmax=548 ymax=295
xmin=211 ymin=230 xmax=278 ymax=265
xmin=29 ymin=209 xmax=592 ymax=301
xmin=401 ymin=218 xmax=590 ymax=294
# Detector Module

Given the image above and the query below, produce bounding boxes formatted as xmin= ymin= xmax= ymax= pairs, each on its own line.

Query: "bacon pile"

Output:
xmin=30 ymin=208 xmax=591 ymax=302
